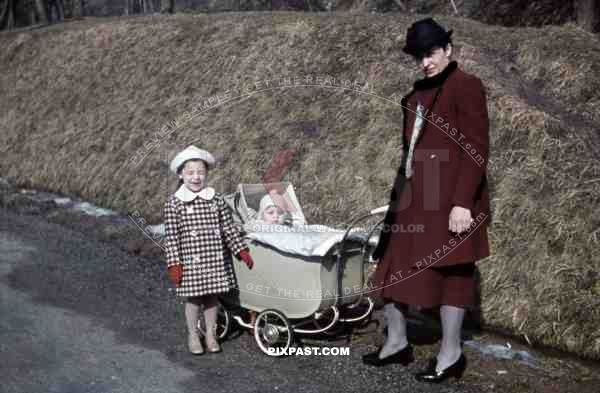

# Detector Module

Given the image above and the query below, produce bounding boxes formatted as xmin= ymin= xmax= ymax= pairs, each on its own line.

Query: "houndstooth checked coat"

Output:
xmin=163 ymin=185 xmax=247 ymax=298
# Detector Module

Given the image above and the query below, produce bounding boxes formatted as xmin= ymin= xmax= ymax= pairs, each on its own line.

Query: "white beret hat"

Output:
xmin=169 ymin=145 xmax=216 ymax=174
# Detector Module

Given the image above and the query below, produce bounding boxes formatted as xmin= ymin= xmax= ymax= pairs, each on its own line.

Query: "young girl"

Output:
xmin=163 ymin=145 xmax=254 ymax=355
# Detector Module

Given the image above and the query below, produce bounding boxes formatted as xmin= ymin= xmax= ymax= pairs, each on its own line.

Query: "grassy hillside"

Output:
xmin=1 ymin=12 xmax=599 ymax=359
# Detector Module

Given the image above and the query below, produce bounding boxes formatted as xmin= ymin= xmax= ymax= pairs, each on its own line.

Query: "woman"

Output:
xmin=362 ymin=18 xmax=491 ymax=383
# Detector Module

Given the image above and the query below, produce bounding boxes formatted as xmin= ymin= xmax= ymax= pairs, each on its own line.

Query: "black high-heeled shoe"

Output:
xmin=362 ymin=345 xmax=414 ymax=367
xmin=415 ymin=353 xmax=467 ymax=383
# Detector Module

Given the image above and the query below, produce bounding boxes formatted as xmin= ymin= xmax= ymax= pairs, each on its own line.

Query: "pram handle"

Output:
xmin=370 ymin=205 xmax=389 ymax=215
xmin=336 ymin=205 xmax=389 ymax=308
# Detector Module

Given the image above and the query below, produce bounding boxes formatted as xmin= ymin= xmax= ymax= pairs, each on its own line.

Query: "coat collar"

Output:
xmin=413 ymin=61 xmax=457 ymax=91
xmin=175 ymin=185 xmax=216 ymax=202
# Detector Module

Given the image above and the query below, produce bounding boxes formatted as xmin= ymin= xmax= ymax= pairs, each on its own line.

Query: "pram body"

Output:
xmin=211 ymin=183 xmax=386 ymax=355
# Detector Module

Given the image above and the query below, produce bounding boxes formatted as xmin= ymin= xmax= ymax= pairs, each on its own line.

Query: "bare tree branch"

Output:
xmin=0 ymin=0 xmax=10 ymax=26
xmin=391 ymin=0 xmax=407 ymax=12
xmin=35 ymin=0 xmax=49 ymax=24
xmin=576 ymin=0 xmax=600 ymax=32
xmin=449 ymin=0 xmax=458 ymax=15
xmin=160 ymin=0 xmax=174 ymax=13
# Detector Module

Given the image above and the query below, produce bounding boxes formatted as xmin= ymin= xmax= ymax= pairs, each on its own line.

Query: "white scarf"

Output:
xmin=405 ymin=101 xmax=425 ymax=179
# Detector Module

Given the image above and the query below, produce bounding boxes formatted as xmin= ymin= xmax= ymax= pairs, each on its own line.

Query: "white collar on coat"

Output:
xmin=175 ymin=185 xmax=216 ymax=202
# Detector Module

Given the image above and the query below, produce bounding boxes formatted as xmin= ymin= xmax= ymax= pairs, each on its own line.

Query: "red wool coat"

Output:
xmin=372 ymin=61 xmax=491 ymax=300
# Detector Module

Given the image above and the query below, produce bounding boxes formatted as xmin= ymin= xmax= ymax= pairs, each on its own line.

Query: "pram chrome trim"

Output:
xmin=338 ymin=209 xmax=387 ymax=308
xmin=338 ymin=297 xmax=374 ymax=323
xmin=292 ymin=306 xmax=340 ymax=334
xmin=370 ymin=205 xmax=389 ymax=215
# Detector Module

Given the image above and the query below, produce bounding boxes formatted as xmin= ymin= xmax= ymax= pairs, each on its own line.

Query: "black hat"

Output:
xmin=403 ymin=18 xmax=453 ymax=58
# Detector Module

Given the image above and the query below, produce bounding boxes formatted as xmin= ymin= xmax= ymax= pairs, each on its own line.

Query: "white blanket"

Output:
xmin=243 ymin=222 xmax=367 ymax=257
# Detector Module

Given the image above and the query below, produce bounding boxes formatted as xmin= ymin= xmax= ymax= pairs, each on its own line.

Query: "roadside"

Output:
xmin=0 ymin=178 xmax=598 ymax=393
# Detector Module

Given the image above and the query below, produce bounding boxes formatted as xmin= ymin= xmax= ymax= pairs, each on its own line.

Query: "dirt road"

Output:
xmin=0 ymin=208 xmax=468 ymax=393
xmin=1 ymin=185 xmax=598 ymax=393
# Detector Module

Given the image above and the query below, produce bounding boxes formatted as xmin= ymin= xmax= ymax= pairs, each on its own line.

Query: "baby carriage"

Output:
xmin=200 ymin=182 xmax=388 ymax=356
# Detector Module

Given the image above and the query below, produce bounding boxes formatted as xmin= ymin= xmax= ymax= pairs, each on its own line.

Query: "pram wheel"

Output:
xmin=254 ymin=309 xmax=293 ymax=356
xmin=197 ymin=303 xmax=231 ymax=341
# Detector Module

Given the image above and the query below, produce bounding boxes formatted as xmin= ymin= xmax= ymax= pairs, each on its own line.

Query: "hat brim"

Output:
xmin=169 ymin=146 xmax=216 ymax=174
xmin=403 ymin=30 xmax=453 ymax=57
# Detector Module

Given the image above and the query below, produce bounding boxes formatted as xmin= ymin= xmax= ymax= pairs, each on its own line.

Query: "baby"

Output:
xmin=257 ymin=193 xmax=284 ymax=224
xmin=255 ymin=188 xmax=302 ymax=226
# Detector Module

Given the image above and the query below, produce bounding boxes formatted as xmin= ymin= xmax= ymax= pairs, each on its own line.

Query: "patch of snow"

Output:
xmin=54 ymin=197 xmax=73 ymax=206
xmin=72 ymin=202 xmax=117 ymax=217
xmin=464 ymin=340 xmax=540 ymax=368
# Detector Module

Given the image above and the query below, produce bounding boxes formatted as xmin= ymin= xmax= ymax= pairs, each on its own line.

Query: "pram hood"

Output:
xmin=224 ymin=183 xmax=368 ymax=257
xmin=225 ymin=182 xmax=307 ymax=226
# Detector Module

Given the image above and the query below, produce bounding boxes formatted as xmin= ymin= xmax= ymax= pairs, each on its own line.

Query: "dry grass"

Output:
xmin=0 ymin=12 xmax=599 ymax=359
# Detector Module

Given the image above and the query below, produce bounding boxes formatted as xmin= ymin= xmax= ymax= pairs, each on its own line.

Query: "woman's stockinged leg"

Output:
xmin=437 ymin=305 xmax=465 ymax=371
xmin=363 ymin=301 xmax=414 ymax=366
xmin=379 ymin=302 xmax=409 ymax=359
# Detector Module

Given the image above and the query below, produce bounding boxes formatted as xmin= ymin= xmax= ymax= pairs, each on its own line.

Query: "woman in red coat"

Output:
xmin=362 ymin=18 xmax=491 ymax=383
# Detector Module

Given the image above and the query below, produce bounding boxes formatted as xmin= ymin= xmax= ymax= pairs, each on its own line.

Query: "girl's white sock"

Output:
xmin=185 ymin=299 xmax=201 ymax=336
xmin=202 ymin=295 xmax=219 ymax=341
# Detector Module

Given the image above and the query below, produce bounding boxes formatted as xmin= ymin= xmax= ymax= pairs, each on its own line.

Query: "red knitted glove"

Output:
xmin=238 ymin=249 xmax=254 ymax=270
xmin=167 ymin=264 xmax=183 ymax=286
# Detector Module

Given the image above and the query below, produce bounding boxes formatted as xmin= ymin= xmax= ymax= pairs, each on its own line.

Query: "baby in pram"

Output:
xmin=245 ymin=190 xmax=305 ymax=232
xmin=244 ymin=192 xmax=357 ymax=258
xmin=257 ymin=192 xmax=285 ymax=225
